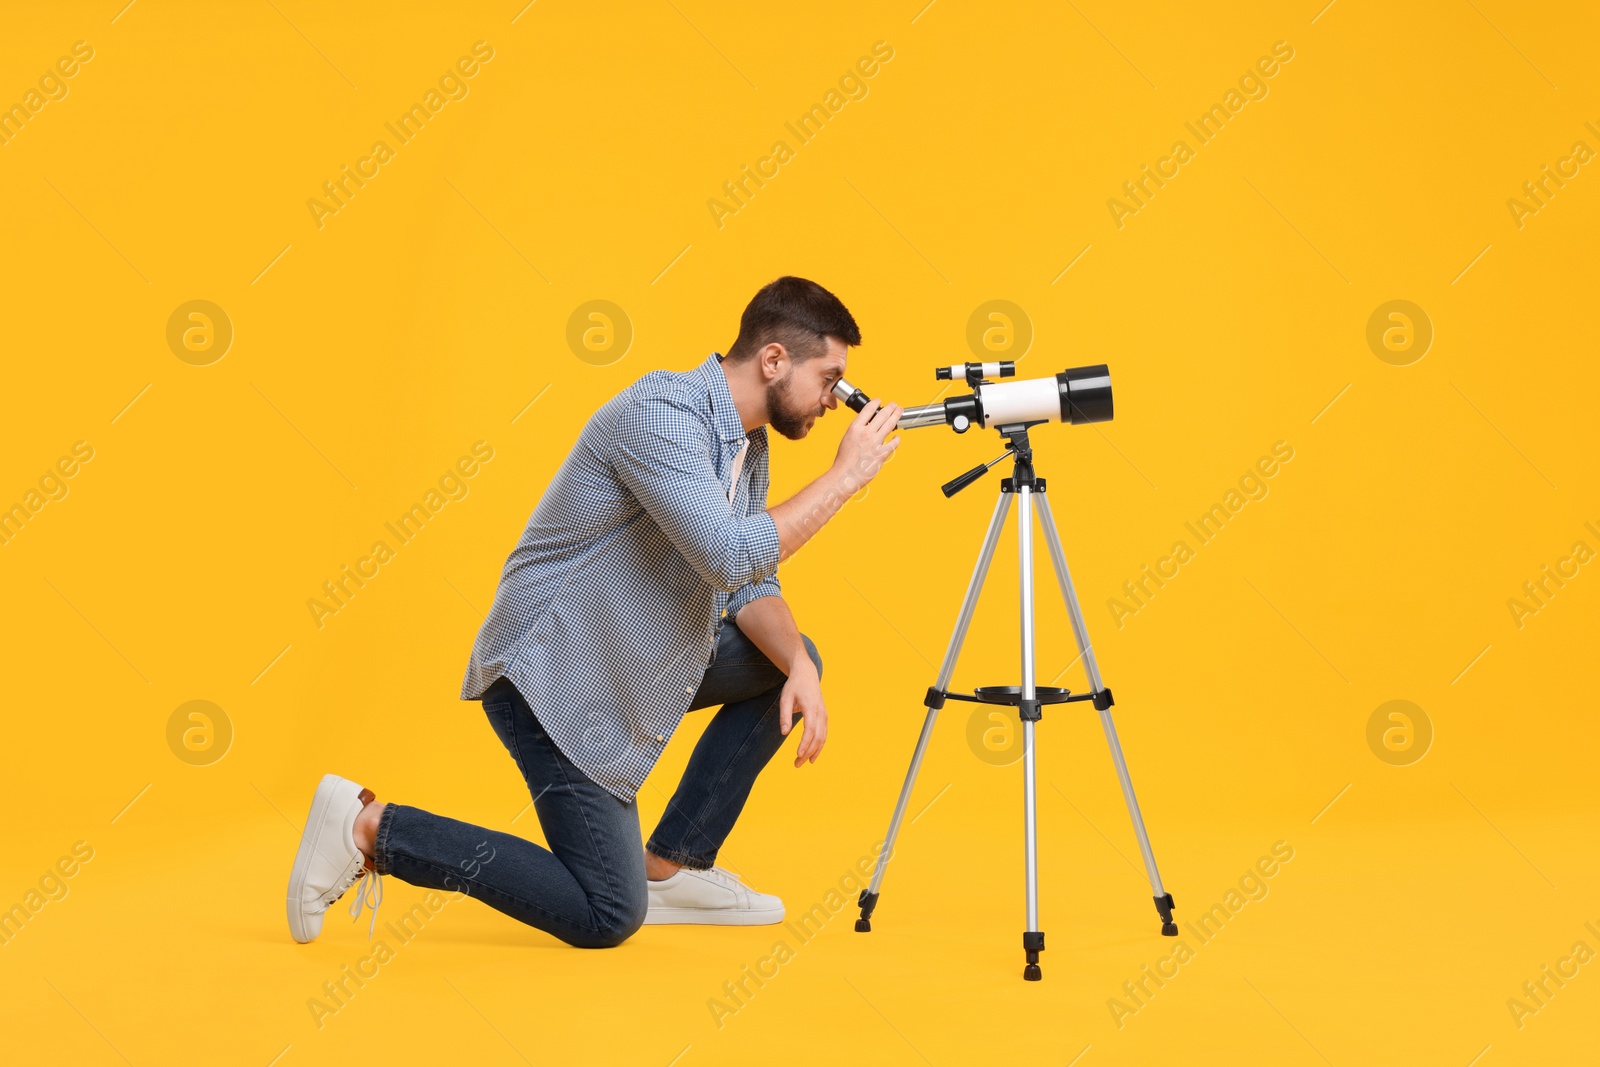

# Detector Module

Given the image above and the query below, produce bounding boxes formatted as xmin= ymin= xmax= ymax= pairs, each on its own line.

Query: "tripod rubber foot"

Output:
xmin=1153 ymin=892 xmax=1177 ymax=936
xmin=1023 ymin=964 xmax=1042 ymax=981
xmin=855 ymin=918 xmax=871 ymax=932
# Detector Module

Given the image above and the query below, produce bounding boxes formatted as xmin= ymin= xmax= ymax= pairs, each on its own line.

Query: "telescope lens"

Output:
xmin=1056 ymin=364 xmax=1113 ymax=425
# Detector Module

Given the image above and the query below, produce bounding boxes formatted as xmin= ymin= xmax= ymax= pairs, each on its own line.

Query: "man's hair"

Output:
xmin=724 ymin=276 xmax=861 ymax=364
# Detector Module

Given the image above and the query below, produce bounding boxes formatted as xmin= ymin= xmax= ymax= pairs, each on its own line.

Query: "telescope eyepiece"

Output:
xmin=831 ymin=377 xmax=870 ymax=413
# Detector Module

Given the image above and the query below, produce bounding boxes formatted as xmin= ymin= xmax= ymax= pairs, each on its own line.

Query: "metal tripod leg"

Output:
xmin=855 ymin=491 xmax=1014 ymax=933
xmin=1016 ymin=485 xmax=1045 ymax=980
xmin=1035 ymin=492 xmax=1179 ymax=936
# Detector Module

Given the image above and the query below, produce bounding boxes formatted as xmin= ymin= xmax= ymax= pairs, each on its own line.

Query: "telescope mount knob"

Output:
xmin=952 ymin=414 xmax=971 ymax=433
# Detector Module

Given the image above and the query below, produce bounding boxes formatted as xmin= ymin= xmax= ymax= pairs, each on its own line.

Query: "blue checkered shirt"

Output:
xmin=461 ymin=352 xmax=782 ymax=802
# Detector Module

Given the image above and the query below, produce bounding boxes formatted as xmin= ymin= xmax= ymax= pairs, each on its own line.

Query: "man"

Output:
xmin=287 ymin=276 xmax=903 ymax=947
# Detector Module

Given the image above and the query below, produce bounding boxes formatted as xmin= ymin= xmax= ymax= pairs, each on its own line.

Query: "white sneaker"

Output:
xmin=643 ymin=864 xmax=785 ymax=925
xmin=286 ymin=774 xmax=384 ymax=943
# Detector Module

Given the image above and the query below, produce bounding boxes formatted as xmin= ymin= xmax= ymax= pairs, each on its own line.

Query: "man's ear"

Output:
xmin=759 ymin=342 xmax=789 ymax=382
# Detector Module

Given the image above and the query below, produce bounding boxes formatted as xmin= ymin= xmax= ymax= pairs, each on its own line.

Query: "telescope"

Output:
xmin=833 ymin=362 xmax=1117 ymax=498
xmin=831 ymin=361 xmax=1113 ymax=433
xmin=839 ymin=357 xmax=1180 ymax=981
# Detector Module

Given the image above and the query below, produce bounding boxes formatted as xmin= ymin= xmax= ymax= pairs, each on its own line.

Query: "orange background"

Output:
xmin=1 ymin=1 xmax=1595 ymax=1064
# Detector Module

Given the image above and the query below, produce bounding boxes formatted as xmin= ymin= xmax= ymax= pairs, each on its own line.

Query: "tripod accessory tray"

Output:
xmin=927 ymin=685 xmax=1114 ymax=711
xmin=969 ymin=685 xmax=1071 ymax=705
xmin=940 ymin=685 xmax=1075 ymax=723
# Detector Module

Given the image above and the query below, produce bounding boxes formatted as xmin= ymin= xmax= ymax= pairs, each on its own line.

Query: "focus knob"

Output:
xmin=952 ymin=414 xmax=971 ymax=433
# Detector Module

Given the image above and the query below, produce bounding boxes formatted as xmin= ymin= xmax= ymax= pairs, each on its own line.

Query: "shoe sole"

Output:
xmin=642 ymin=905 xmax=786 ymax=926
xmin=286 ymin=774 xmax=350 ymax=944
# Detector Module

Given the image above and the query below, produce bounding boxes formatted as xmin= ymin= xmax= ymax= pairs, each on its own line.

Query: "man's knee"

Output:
xmin=800 ymin=633 xmax=823 ymax=680
xmin=578 ymin=891 xmax=647 ymax=949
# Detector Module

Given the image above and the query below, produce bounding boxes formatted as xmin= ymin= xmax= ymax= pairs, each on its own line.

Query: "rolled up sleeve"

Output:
xmin=727 ymin=571 xmax=781 ymax=618
xmin=727 ymin=439 xmax=780 ymax=618
xmin=611 ymin=393 xmax=781 ymax=594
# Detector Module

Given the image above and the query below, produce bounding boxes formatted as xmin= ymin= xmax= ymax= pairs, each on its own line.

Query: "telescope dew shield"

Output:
xmin=1056 ymin=363 xmax=1113 ymax=425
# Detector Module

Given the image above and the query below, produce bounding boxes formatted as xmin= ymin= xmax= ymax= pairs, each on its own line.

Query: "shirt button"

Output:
xmin=655 ymin=734 xmax=666 ymax=743
xmin=684 ymin=685 xmax=694 ymax=694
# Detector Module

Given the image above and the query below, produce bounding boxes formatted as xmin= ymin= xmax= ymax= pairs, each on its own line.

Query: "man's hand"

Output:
xmin=778 ymin=656 xmax=828 ymax=767
xmin=831 ymin=397 xmax=902 ymax=493
xmin=769 ymin=398 xmax=902 ymax=562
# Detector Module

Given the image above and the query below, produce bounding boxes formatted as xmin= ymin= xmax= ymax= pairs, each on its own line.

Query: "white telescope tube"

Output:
xmin=895 ymin=364 xmax=1113 ymax=433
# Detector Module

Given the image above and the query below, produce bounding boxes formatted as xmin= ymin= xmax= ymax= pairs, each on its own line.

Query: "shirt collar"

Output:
xmin=701 ymin=352 xmax=753 ymax=444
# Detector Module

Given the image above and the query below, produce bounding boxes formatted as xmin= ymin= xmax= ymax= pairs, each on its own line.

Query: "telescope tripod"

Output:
xmin=854 ymin=422 xmax=1178 ymax=980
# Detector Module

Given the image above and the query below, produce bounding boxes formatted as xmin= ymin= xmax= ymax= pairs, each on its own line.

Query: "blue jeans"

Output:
xmin=373 ymin=617 xmax=821 ymax=948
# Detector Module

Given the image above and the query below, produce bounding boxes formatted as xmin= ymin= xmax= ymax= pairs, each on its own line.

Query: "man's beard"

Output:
xmin=766 ymin=371 xmax=814 ymax=441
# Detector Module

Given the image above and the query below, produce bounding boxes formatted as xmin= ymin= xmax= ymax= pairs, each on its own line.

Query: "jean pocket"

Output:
xmin=482 ymin=695 xmax=519 ymax=746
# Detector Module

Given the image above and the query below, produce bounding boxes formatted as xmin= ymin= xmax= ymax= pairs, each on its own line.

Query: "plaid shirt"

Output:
xmin=461 ymin=352 xmax=781 ymax=802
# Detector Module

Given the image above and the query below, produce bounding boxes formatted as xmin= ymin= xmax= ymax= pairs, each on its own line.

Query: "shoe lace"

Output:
xmin=344 ymin=865 xmax=384 ymax=938
xmin=703 ymin=865 xmax=747 ymax=890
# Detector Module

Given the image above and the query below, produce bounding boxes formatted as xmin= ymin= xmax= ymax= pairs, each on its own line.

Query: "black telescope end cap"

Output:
xmin=1057 ymin=364 xmax=1114 ymax=425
